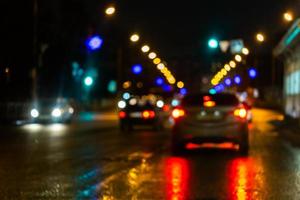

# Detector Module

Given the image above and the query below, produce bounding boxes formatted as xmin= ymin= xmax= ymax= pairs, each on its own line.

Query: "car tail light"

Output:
xmin=203 ymin=101 xmax=216 ymax=108
xmin=142 ymin=110 xmax=155 ymax=119
xmin=172 ymin=108 xmax=185 ymax=119
xmin=234 ymin=108 xmax=247 ymax=119
xmin=119 ymin=111 xmax=126 ymax=119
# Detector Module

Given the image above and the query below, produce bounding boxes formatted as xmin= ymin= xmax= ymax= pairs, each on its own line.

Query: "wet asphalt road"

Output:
xmin=0 ymin=109 xmax=300 ymax=200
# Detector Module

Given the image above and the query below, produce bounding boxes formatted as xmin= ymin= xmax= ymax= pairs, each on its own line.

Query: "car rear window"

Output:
xmin=181 ymin=93 xmax=239 ymax=107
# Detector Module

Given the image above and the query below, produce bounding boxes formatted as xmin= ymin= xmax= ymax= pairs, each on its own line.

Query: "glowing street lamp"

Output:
xmin=284 ymin=11 xmax=294 ymax=22
xmin=105 ymin=6 xmax=116 ymax=16
xmin=141 ymin=45 xmax=150 ymax=53
xmin=242 ymin=48 xmax=249 ymax=55
xmin=208 ymin=38 xmax=219 ymax=49
xmin=235 ymin=55 xmax=242 ymax=62
xmin=153 ymin=58 xmax=161 ymax=65
xmin=148 ymin=52 xmax=157 ymax=59
xmin=130 ymin=34 xmax=140 ymax=42
xmin=177 ymin=81 xmax=184 ymax=89
xmin=256 ymin=33 xmax=265 ymax=43
xmin=229 ymin=61 xmax=236 ymax=68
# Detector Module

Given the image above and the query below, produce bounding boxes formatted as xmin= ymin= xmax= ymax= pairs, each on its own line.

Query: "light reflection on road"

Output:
xmin=21 ymin=123 xmax=68 ymax=136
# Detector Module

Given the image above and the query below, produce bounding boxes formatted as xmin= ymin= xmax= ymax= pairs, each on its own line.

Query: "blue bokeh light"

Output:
xmin=155 ymin=77 xmax=164 ymax=86
xmin=224 ymin=78 xmax=232 ymax=86
xmin=180 ymin=88 xmax=187 ymax=96
xmin=86 ymin=35 xmax=103 ymax=51
xmin=132 ymin=64 xmax=143 ymax=75
xmin=162 ymin=84 xmax=172 ymax=92
xmin=249 ymin=68 xmax=257 ymax=79
xmin=234 ymin=76 xmax=241 ymax=85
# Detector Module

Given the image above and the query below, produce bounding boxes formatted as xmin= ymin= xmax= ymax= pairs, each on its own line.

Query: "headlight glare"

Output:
xmin=31 ymin=109 xmax=39 ymax=118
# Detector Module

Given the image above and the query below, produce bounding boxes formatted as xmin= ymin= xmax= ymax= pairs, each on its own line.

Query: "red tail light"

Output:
xmin=119 ymin=111 xmax=126 ymax=119
xmin=142 ymin=110 xmax=155 ymax=119
xmin=172 ymin=108 xmax=185 ymax=119
xmin=234 ymin=108 xmax=247 ymax=119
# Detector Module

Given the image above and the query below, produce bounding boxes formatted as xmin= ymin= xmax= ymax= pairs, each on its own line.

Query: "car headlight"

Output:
xmin=68 ymin=107 xmax=74 ymax=114
xmin=118 ymin=100 xmax=126 ymax=109
xmin=52 ymin=108 xmax=62 ymax=118
xmin=31 ymin=109 xmax=39 ymax=118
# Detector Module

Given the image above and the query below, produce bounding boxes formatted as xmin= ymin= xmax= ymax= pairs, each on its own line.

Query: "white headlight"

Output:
xmin=52 ymin=108 xmax=62 ymax=118
xmin=118 ymin=100 xmax=126 ymax=109
xmin=31 ymin=109 xmax=39 ymax=118
xmin=156 ymin=100 xmax=164 ymax=108
xmin=69 ymin=107 xmax=74 ymax=114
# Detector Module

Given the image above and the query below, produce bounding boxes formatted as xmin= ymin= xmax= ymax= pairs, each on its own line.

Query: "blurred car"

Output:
xmin=171 ymin=93 xmax=249 ymax=154
xmin=118 ymin=97 xmax=163 ymax=132
xmin=29 ymin=98 xmax=75 ymax=123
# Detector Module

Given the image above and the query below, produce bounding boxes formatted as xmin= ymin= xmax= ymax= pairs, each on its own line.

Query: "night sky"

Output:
xmin=0 ymin=0 xmax=298 ymax=100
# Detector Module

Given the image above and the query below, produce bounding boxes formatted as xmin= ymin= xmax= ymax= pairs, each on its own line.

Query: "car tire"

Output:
xmin=239 ymin=126 xmax=249 ymax=155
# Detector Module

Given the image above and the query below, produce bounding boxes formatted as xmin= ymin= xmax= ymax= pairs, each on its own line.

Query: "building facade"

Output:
xmin=274 ymin=19 xmax=300 ymax=118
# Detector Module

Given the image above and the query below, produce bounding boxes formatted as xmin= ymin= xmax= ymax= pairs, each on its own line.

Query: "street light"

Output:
xmin=141 ymin=45 xmax=150 ymax=53
xmin=177 ymin=81 xmax=184 ymax=89
xmin=84 ymin=76 xmax=94 ymax=87
xmin=229 ymin=61 xmax=236 ymax=68
xmin=86 ymin=35 xmax=103 ymax=51
xmin=148 ymin=52 xmax=157 ymax=59
xmin=153 ymin=58 xmax=161 ymax=65
xmin=242 ymin=48 xmax=249 ymax=55
xmin=208 ymin=38 xmax=219 ymax=49
xmin=105 ymin=6 xmax=116 ymax=16
xmin=256 ymin=33 xmax=265 ymax=43
xmin=235 ymin=55 xmax=242 ymax=62
xmin=130 ymin=34 xmax=140 ymax=42
xmin=284 ymin=11 xmax=293 ymax=22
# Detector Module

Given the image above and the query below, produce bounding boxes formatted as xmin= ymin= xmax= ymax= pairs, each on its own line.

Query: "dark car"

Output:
xmin=118 ymin=98 xmax=163 ymax=132
xmin=171 ymin=93 xmax=249 ymax=154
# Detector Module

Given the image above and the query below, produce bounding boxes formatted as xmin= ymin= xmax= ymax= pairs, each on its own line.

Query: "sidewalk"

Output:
xmin=274 ymin=115 xmax=300 ymax=146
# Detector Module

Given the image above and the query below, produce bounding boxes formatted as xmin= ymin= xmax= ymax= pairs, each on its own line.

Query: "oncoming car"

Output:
xmin=171 ymin=93 xmax=249 ymax=154
xmin=29 ymin=98 xmax=75 ymax=123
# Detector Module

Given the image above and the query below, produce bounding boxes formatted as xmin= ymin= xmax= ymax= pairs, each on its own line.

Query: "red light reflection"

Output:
xmin=165 ymin=157 xmax=190 ymax=200
xmin=227 ymin=158 xmax=256 ymax=200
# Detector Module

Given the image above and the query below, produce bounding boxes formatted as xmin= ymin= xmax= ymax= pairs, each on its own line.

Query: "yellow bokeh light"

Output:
xmin=153 ymin=58 xmax=161 ymax=65
xmin=224 ymin=64 xmax=231 ymax=71
xmin=242 ymin=48 xmax=249 ymax=55
xmin=105 ymin=6 xmax=116 ymax=16
xmin=221 ymin=69 xmax=227 ymax=76
xmin=130 ymin=34 xmax=140 ymax=42
xmin=229 ymin=61 xmax=236 ymax=68
xmin=256 ymin=33 xmax=265 ymax=43
xmin=157 ymin=63 xmax=165 ymax=70
xmin=177 ymin=81 xmax=184 ymax=89
xmin=284 ymin=11 xmax=293 ymax=22
xmin=123 ymin=81 xmax=132 ymax=89
xmin=235 ymin=55 xmax=242 ymax=62
xmin=141 ymin=45 xmax=150 ymax=53
xmin=148 ymin=52 xmax=157 ymax=59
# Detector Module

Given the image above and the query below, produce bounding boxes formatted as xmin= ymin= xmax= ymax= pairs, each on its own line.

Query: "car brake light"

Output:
xmin=172 ymin=108 xmax=185 ymax=119
xmin=119 ymin=111 xmax=126 ymax=119
xmin=234 ymin=108 xmax=247 ymax=119
xmin=142 ymin=110 xmax=155 ymax=119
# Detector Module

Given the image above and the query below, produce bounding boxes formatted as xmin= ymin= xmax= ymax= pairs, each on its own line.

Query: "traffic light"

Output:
xmin=84 ymin=76 xmax=94 ymax=87
xmin=208 ymin=38 xmax=219 ymax=49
